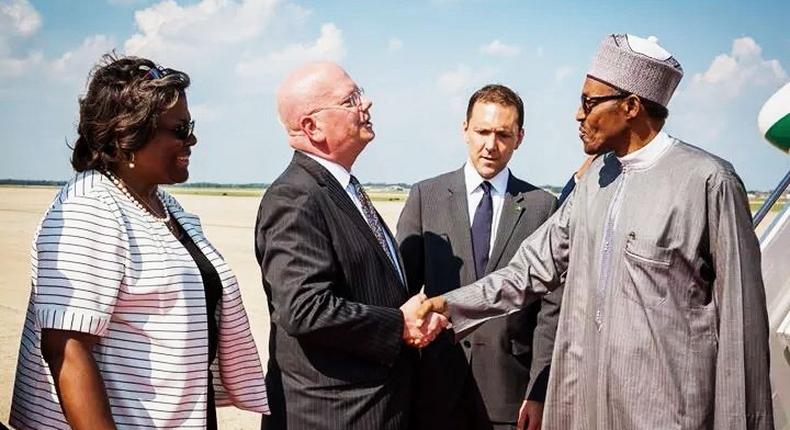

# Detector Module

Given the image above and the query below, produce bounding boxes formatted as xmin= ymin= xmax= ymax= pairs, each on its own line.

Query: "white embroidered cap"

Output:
xmin=588 ymin=34 xmax=683 ymax=107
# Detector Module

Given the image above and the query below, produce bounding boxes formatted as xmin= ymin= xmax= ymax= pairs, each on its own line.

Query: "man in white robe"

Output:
xmin=417 ymin=34 xmax=774 ymax=429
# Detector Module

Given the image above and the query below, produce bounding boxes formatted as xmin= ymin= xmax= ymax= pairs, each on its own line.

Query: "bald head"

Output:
xmin=274 ymin=61 xmax=375 ymax=170
xmin=277 ymin=61 xmax=351 ymax=133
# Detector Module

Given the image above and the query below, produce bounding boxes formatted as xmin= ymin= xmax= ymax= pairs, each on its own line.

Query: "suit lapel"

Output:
xmin=295 ymin=153 xmax=406 ymax=290
xmin=486 ymin=176 xmax=526 ymax=274
xmin=446 ymin=169 xmax=477 ymax=285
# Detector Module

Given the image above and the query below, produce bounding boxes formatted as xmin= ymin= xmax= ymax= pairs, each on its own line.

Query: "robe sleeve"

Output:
xmin=527 ymin=197 xmax=564 ymax=402
xmin=708 ymin=170 xmax=774 ymax=429
xmin=526 ymin=284 xmax=563 ymax=401
xmin=444 ymin=183 xmax=574 ymax=339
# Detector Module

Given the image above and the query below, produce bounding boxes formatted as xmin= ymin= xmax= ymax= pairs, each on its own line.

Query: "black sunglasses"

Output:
xmin=144 ymin=65 xmax=175 ymax=80
xmin=171 ymin=120 xmax=195 ymax=141
xmin=142 ymin=65 xmax=189 ymax=86
xmin=580 ymin=93 xmax=630 ymax=115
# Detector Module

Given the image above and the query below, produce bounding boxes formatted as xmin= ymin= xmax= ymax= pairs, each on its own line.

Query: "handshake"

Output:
xmin=399 ymin=293 xmax=451 ymax=348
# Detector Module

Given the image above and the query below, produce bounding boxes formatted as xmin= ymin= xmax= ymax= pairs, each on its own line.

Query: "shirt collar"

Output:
xmin=617 ymin=131 xmax=674 ymax=170
xmin=301 ymin=151 xmax=352 ymax=188
xmin=464 ymin=161 xmax=510 ymax=196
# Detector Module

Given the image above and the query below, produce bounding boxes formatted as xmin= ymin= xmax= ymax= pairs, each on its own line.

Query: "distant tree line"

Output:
xmin=171 ymin=182 xmax=270 ymax=189
xmin=0 ymin=179 xmax=67 ymax=186
xmin=2 ymin=179 xmax=781 ymax=196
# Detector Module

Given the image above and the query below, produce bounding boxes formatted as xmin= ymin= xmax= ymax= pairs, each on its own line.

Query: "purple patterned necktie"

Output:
xmin=350 ymin=176 xmax=398 ymax=268
xmin=471 ymin=181 xmax=492 ymax=280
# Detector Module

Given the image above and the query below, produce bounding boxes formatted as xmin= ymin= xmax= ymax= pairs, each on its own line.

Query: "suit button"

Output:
xmin=463 ymin=341 xmax=471 ymax=348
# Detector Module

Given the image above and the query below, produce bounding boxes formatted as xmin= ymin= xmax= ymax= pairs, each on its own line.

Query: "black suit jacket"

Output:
xmin=255 ymin=152 xmax=415 ymax=430
xmin=397 ymin=167 xmax=562 ymax=428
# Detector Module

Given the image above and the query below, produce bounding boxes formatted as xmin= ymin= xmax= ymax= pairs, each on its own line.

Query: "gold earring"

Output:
xmin=128 ymin=153 xmax=135 ymax=169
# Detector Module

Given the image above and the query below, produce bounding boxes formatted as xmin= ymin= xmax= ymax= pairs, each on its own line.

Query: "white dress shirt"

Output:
xmin=301 ymin=151 xmax=404 ymax=283
xmin=464 ymin=161 xmax=510 ymax=255
xmin=617 ymin=131 xmax=674 ymax=170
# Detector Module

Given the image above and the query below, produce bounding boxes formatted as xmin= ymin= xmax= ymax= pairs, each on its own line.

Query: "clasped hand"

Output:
xmin=399 ymin=293 xmax=450 ymax=348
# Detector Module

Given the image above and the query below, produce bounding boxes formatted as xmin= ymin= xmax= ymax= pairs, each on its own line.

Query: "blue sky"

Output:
xmin=1 ymin=0 xmax=788 ymax=189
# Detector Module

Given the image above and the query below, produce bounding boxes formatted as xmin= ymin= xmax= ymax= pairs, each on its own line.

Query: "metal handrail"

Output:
xmin=754 ymin=169 xmax=790 ymax=228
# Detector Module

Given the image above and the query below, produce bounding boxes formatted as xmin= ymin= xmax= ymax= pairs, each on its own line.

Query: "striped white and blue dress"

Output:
xmin=10 ymin=170 xmax=269 ymax=429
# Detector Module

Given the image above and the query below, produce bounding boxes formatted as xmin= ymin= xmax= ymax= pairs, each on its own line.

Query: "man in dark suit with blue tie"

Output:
xmin=397 ymin=85 xmax=563 ymax=430
xmin=255 ymin=61 xmax=446 ymax=430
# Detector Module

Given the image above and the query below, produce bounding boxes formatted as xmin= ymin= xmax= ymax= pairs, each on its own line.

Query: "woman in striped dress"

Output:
xmin=9 ymin=55 xmax=269 ymax=429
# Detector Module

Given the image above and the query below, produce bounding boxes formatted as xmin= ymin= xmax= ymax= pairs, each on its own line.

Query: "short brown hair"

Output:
xmin=466 ymin=84 xmax=524 ymax=129
xmin=70 ymin=53 xmax=190 ymax=172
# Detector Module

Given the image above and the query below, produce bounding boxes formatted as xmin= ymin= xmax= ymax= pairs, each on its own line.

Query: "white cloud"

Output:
xmin=0 ymin=0 xmax=41 ymax=39
xmin=672 ymin=37 xmax=787 ymax=143
xmin=0 ymin=0 xmax=336 ymax=88
xmin=554 ymin=66 xmax=573 ymax=83
xmin=51 ymin=35 xmax=116 ymax=81
xmin=117 ymin=0 xmax=333 ymax=90
xmin=388 ymin=37 xmax=403 ymax=52
xmin=0 ymin=51 xmax=42 ymax=78
xmin=266 ymin=23 xmax=344 ymax=66
xmin=235 ymin=22 xmax=345 ymax=77
xmin=0 ymin=0 xmax=42 ymax=76
xmin=690 ymin=36 xmax=787 ymax=99
xmin=437 ymin=64 xmax=497 ymax=94
xmin=0 ymin=0 xmax=319 ymax=95
xmin=479 ymin=39 xmax=520 ymax=58
xmin=107 ymin=0 xmax=148 ymax=6
xmin=731 ymin=36 xmax=760 ymax=59
xmin=124 ymin=0 xmax=280 ymax=65
xmin=0 ymin=33 xmax=114 ymax=87
xmin=438 ymin=65 xmax=472 ymax=93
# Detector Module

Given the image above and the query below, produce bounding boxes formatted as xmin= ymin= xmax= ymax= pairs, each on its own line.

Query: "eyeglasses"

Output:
xmin=308 ymin=87 xmax=366 ymax=115
xmin=340 ymin=87 xmax=365 ymax=109
xmin=580 ymin=93 xmax=629 ymax=115
xmin=170 ymin=120 xmax=195 ymax=141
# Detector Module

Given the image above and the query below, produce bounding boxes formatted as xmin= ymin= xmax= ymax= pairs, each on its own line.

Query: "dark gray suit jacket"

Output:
xmin=255 ymin=152 xmax=415 ymax=430
xmin=397 ymin=167 xmax=562 ymax=427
